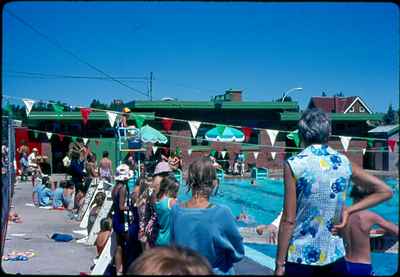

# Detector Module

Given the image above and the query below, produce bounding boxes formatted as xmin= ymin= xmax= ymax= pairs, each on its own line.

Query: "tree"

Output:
xmin=334 ymin=92 xmax=344 ymax=97
xmin=90 ymin=99 xmax=108 ymax=110
xmin=383 ymin=104 xmax=398 ymax=125
xmin=322 ymin=91 xmax=327 ymax=96
xmin=274 ymin=96 xmax=293 ymax=102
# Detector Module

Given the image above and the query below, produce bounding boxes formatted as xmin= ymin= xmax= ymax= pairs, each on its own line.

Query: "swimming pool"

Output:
xmin=177 ymin=178 xmax=399 ymax=275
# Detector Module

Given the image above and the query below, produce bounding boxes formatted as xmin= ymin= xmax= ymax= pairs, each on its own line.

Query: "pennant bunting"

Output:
xmin=367 ymin=139 xmax=374 ymax=148
xmin=362 ymin=148 xmax=366 ymax=155
xmin=253 ymin=151 xmax=259 ymax=160
xmin=46 ymin=132 xmax=52 ymax=140
xmin=271 ymin=152 xmax=276 ymax=160
xmin=80 ymin=108 xmax=92 ymax=125
xmin=133 ymin=114 xmax=146 ymax=128
xmin=210 ymin=149 xmax=217 ymax=157
xmin=340 ymin=136 xmax=351 ymax=152
xmin=188 ymin=148 xmax=193 ymax=156
xmin=58 ymin=134 xmax=64 ymax=142
xmin=221 ymin=151 xmax=227 ymax=159
xmin=106 ymin=111 xmax=118 ymax=127
xmin=52 ymin=103 xmax=64 ymax=118
xmin=287 ymin=129 xmax=301 ymax=147
xmin=242 ymin=127 xmax=252 ymax=142
xmin=33 ymin=131 xmax=39 ymax=139
xmin=22 ymin=99 xmax=35 ymax=116
xmin=71 ymin=136 xmax=77 ymax=142
xmin=83 ymin=138 xmax=89 ymax=145
xmin=161 ymin=118 xmax=174 ymax=132
xmin=266 ymin=129 xmax=279 ymax=146
xmin=152 ymin=146 xmax=158 ymax=154
xmin=188 ymin=121 xmax=201 ymax=138
xmin=388 ymin=139 xmax=396 ymax=152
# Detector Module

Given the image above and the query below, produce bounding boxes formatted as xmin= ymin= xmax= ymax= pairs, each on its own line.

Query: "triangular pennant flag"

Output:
xmin=106 ymin=111 xmax=118 ymax=127
xmin=71 ymin=136 xmax=77 ymax=142
xmin=83 ymin=138 xmax=88 ymax=145
xmin=33 ymin=131 xmax=39 ymax=139
xmin=217 ymin=125 xmax=226 ymax=135
xmin=367 ymin=139 xmax=374 ymax=148
xmin=221 ymin=151 xmax=227 ymax=159
xmin=95 ymin=140 xmax=100 ymax=146
xmin=52 ymin=103 xmax=64 ymax=118
xmin=80 ymin=108 xmax=92 ymax=125
xmin=46 ymin=132 xmax=52 ymax=140
xmin=133 ymin=114 xmax=146 ymax=128
xmin=188 ymin=148 xmax=193 ymax=156
xmin=161 ymin=118 xmax=174 ymax=132
xmin=266 ymin=129 xmax=279 ymax=146
xmin=242 ymin=127 xmax=252 ymax=142
xmin=271 ymin=152 xmax=276 ymax=160
xmin=253 ymin=151 xmax=259 ymax=160
xmin=22 ymin=99 xmax=35 ymax=116
xmin=210 ymin=149 xmax=217 ymax=157
xmin=152 ymin=146 xmax=158 ymax=154
xmin=340 ymin=136 xmax=351 ymax=152
xmin=58 ymin=134 xmax=64 ymax=142
xmin=388 ymin=139 xmax=396 ymax=152
xmin=287 ymin=129 xmax=301 ymax=147
xmin=188 ymin=121 xmax=201 ymax=138
xmin=362 ymin=148 xmax=366 ymax=155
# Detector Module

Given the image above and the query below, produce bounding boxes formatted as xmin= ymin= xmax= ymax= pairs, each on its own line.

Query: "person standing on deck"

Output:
xmin=275 ymin=108 xmax=393 ymax=276
xmin=99 ymin=151 xmax=113 ymax=183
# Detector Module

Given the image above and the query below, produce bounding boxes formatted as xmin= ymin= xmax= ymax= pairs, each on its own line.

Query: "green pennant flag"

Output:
xmin=33 ymin=131 xmax=39 ymax=139
xmin=71 ymin=136 xmax=77 ymax=142
xmin=210 ymin=149 xmax=217 ymax=157
xmin=367 ymin=139 xmax=374 ymax=148
xmin=4 ymin=102 xmax=13 ymax=116
xmin=175 ymin=146 xmax=182 ymax=156
xmin=133 ymin=114 xmax=145 ymax=128
xmin=216 ymin=124 xmax=226 ymax=135
xmin=287 ymin=129 xmax=301 ymax=147
xmin=52 ymin=103 xmax=64 ymax=118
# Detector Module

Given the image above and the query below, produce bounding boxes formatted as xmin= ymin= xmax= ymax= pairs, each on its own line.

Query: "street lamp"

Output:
xmin=282 ymin=87 xmax=303 ymax=102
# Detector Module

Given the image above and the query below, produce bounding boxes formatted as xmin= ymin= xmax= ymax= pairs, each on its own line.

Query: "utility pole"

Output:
xmin=148 ymin=72 xmax=153 ymax=101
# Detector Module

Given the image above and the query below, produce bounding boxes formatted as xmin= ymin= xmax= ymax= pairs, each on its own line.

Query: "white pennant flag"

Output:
xmin=46 ymin=132 xmax=52 ymax=140
xmin=188 ymin=121 xmax=201 ymax=138
xmin=266 ymin=129 xmax=279 ymax=146
xmin=152 ymin=146 xmax=158 ymax=154
xmin=253 ymin=151 xmax=259 ymax=160
xmin=362 ymin=148 xmax=366 ymax=155
xmin=340 ymin=136 xmax=351 ymax=152
xmin=188 ymin=149 xmax=193 ymax=156
xmin=271 ymin=152 xmax=276 ymax=160
xmin=83 ymin=138 xmax=89 ymax=145
xmin=22 ymin=99 xmax=35 ymax=116
xmin=106 ymin=111 xmax=118 ymax=127
xmin=221 ymin=151 xmax=227 ymax=159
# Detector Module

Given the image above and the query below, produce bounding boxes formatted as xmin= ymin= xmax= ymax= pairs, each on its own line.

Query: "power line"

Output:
xmin=4 ymin=73 xmax=148 ymax=83
xmin=4 ymin=70 xmax=149 ymax=80
xmin=5 ymin=9 xmax=149 ymax=98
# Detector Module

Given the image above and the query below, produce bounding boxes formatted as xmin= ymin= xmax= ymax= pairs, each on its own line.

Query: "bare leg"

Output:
xmin=115 ymin=245 xmax=123 ymax=274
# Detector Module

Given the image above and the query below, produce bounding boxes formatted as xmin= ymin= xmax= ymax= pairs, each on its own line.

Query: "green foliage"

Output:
xmin=383 ymin=104 xmax=398 ymax=125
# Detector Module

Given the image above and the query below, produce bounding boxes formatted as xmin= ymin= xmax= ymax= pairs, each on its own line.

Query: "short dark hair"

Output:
xmin=100 ymin=218 xmax=111 ymax=232
xmin=66 ymin=180 xmax=75 ymax=189
xmin=127 ymin=245 xmax=213 ymax=275
xmin=59 ymin=180 xmax=67 ymax=188
xmin=298 ymin=108 xmax=331 ymax=145
xmin=157 ymin=175 xmax=179 ymax=200
xmin=187 ymin=157 xmax=216 ymax=198
xmin=103 ymin=151 xmax=109 ymax=158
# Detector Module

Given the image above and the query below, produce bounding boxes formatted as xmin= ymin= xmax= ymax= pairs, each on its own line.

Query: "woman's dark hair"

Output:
xmin=136 ymin=177 xmax=149 ymax=197
xmin=66 ymin=180 xmax=75 ymax=189
xmin=103 ymin=151 xmax=109 ymax=158
xmin=186 ymin=157 xmax=216 ymax=198
xmin=59 ymin=180 xmax=67 ymax=189
xmin=100 ymin=218 xmax=111 ymax=232
xmin=127 ymin=245 xmax=213 ymax=275
xmin=157 ymin=175 xmax=179 ymax=200
xmin=298 ymin=108 xmax=331 ymax=145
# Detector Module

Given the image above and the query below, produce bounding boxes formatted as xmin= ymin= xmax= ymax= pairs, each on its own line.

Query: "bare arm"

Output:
xmin=119 ymin=187 xmax=127 ymax=211
xmin=275 ymin=162 xmax=297 ymax=274
xmin=334 ymin=163 xmax=393 ymax=230
xmin=373 ymin=213 xmax=399 ymax=236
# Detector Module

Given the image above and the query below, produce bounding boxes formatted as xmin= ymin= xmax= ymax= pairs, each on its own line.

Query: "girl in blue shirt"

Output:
xmin=170 ymin=157 xmax=244 ymax=275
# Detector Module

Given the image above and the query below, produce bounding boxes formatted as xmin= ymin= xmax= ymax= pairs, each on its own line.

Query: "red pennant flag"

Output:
xmin=161 ymin=118 xmax=174 ymax=132
xmin=388 ymin=139 xmax=396 ymax=152
xmin=242 ymin=127 xmax=252 ymax=142
xmin=80 ymin=108 xmax=92 ymax=125
xmin=58 ymin=134 xmax=64 ymax=142
xmin=95 ymin=140 xmax=100 ymax=146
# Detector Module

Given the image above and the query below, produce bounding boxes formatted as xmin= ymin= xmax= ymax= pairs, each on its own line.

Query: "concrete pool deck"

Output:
xmin=2 ymin=177 xmax=274 ymax=275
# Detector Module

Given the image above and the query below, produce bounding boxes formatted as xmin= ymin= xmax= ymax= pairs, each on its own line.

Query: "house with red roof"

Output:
xmin=307 ymin=96 xmax=373 ymax=114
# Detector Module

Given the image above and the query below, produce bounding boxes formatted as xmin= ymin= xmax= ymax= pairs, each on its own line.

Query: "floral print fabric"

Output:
xmin=286 ymin=144 xmax=352 ymax=266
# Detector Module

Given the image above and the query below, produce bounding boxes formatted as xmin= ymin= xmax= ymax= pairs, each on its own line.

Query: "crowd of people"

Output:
xmin=7 ymin=108 xmax=398 ymax=276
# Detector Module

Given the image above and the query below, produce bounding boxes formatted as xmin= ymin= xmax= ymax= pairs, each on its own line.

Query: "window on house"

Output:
xmin=359 ymin=106 xmax=365 ymax=112
xmin=349 ymin=106 xmax=354 ymax=112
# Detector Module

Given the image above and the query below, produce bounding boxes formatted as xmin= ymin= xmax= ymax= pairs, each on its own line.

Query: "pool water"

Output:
xmin=177 ymin=178 xmax=399 ymax=275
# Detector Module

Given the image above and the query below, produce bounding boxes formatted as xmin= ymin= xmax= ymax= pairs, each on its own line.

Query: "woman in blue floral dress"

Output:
xmin=275 ymin=108 xmax=393 ymax=276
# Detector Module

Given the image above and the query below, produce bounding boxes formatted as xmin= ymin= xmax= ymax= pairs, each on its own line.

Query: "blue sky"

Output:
xmin=3 ymin=2 xmax=399 ymax=112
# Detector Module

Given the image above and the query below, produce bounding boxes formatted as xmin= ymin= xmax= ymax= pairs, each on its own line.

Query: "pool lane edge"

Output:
xmin=244 ymin=245 xmax=276 ymax=271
